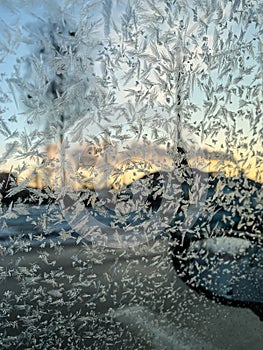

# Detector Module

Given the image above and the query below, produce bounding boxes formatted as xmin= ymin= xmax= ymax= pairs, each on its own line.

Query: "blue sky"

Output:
xmin=0 ymin=0 xmax=262 ymax=182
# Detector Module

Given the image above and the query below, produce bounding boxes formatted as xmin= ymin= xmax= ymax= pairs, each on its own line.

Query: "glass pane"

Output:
xmin=0 ymin=1 xmax=262 ymax=349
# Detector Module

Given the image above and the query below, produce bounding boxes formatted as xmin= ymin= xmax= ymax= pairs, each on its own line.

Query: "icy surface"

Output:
xmin=0 ymin=0 xmax=263 ymax=349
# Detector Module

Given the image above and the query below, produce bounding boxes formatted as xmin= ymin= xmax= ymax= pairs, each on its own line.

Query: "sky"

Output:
xmin=0 ymin=0 xmax=262 ymax=187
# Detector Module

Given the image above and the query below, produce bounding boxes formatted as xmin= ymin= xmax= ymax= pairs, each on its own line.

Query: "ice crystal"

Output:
xmin=0 ymin=0 xmax=262 ymax=349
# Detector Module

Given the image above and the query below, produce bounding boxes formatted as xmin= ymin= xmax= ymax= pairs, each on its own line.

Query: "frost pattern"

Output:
xmin=0 ymin=1 xmax=263 ymax=349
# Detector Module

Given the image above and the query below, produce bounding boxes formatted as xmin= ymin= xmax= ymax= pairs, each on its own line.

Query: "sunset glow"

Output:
xmin=14 ymin=140 xmax=263 ymax=191
xmin=15 ymin=143 xmax=174 ymax=190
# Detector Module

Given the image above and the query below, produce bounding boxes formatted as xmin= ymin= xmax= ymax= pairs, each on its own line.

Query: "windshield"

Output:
xmin=0 ymin=1 xmax=262 ymax=349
